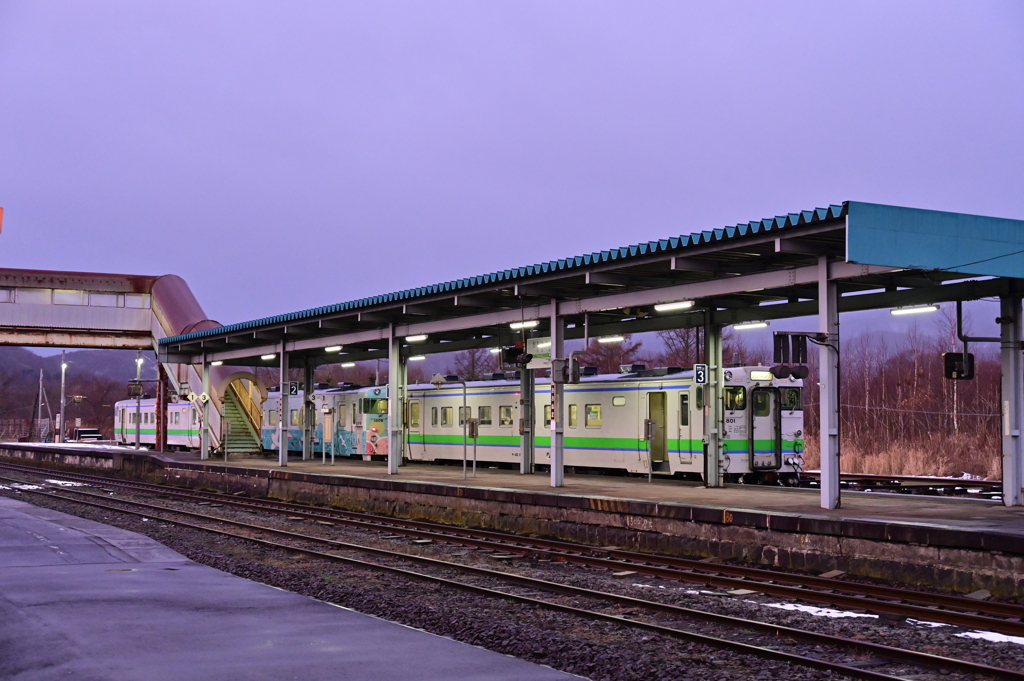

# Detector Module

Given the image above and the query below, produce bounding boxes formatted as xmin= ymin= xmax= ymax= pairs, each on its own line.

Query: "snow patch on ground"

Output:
xmin=10 ymin=484 xmax=42 ymax=490
xmin=761 ymin=602 xmax=878 ymax=619
xmin=45 ymin=479 xmax=88 ymax=487
xmin=957 ymin=630 xmax=1024 ymax=646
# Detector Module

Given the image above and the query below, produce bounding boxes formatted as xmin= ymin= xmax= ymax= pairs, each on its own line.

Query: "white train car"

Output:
xmin=405 ymin=366 xmax=805 ymax=482
xmin=113 ymin=398 xmax=201 ymax=450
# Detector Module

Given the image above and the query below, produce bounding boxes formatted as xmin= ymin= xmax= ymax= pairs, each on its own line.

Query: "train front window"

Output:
xmin=723 ymin=386 xmax=746 ymax=411
xmin=782 ymin=388 xmax=802 ymax=411
xmin=752 ymin=391 xmax=770 ymax=417
xmin=362 ymin=399 xmax=388 ymax=414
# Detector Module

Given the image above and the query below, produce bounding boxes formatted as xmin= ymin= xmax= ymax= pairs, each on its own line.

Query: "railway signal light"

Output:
xmin=943 ymin=352 xmax=975 ymax=380
xmin=771 ymin=332 xmax=813 ymax=380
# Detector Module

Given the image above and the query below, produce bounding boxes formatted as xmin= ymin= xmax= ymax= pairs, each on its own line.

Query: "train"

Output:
xmin=113 ymin=398 xmax=202 ymax=449
xmin=260 ymin=365 xmax=806 ymax=483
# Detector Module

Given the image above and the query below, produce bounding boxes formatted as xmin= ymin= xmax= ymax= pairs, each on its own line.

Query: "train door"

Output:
xmin=119 ymin=408 xmax=127 ymax=442
xmin=408 ymin=399 xmax=422 ymax=458
xmin=750 ymin=387 xmax=782 ymax=470
xmin=647 ymin=392 xmax=668 ymax=468
xmin=677 ymin=391 xmax=693 ymax=464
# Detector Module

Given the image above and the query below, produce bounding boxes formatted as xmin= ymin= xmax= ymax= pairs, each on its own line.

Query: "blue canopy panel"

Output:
xmin=847 ymin=202 xmax=1024 ymax=279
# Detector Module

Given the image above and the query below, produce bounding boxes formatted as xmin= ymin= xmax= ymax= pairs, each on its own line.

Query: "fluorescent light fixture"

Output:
xmin=734 ymin=321 xmax=769 ymax=330
xmin=405 ymin=334 xmax=428 ymax=342
xmin=260 ymin=354 xmax=277 ymax=361
xmin=61 ymin=363 xmax=67 ymax=370
xmin=210 ymin=361 xmax=223 ymax=367
xmin=489 ymin=348 xmax=501 ymax=354
xmin=324 ymin=345 xmax=342 ymax=353
xmin=408 ymin=355 xmax=426 ymax=361
xmin=510 ymin=320 xmax=539 ymax=329
xmin=136 ymin=357 xmax=144 ymax=365
xmin=598 ymin=336 xmax=624 ymax=344
xmin=654 ymin=300 xmax=694 ymax=312
xmin=341 ymin=362 xmax=356 ymax=368
xmin=537 ymin=341 xmax=551 ymax=349
xmin=890 ymin=305 xmax=938 ymax=316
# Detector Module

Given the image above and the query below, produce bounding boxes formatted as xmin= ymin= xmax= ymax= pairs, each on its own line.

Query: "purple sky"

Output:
xmin=1 ymin=2 xmax=1022 ymax=334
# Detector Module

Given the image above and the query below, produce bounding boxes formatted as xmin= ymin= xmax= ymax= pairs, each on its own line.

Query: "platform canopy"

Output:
xmin=158 ymin=201 xmax=1024 ymax=367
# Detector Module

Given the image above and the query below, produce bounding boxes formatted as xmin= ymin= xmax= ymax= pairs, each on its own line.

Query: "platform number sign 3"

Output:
xmin=288 ymin=382 xmax=300 ymax=396
xmin=694 ymin=364 xmax=708 ymax=385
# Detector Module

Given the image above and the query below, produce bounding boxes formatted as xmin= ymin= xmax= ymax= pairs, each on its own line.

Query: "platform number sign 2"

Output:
xmin=694 ymin=364 xmax=708 ymax=385
xmin=288 ymin=382 xmax=300 ymax=396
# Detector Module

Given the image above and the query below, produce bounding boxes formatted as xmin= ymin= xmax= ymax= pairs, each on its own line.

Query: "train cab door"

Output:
xmin=647 ymin=391 xmax=668 ymax=470
xmin=750 ymin=388 xmax=782 ymax=470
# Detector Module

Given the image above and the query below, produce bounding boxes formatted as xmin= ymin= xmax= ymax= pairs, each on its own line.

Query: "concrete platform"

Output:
xmin=0 ymin=496 xmax=574 ymax=681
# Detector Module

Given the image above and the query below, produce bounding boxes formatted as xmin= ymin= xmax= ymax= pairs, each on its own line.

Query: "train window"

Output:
xmin=478 ymin=405 xmax=492 ymax=426
xmin=290 ymin=409 xmax=300 ymax=426
xmin=175 ymin=412 xmax=181 ymax=424
xmin=410 ymin=402 xmax=420 ymax=428
xmin=431 ymin=407 xmax=438 ymax=427
xmin=612 ymin=396 xmax=626 ymax=407
xmin=499 ymin=406 xmax=513 ymax=427
xmin=441 ymin=406 xmax=453 ymax=427
xmin=362 ymin=399 xmax=388 ymax=414
xmin=459 ymin=406 xmax=470 ymax=426
xmin=585 ymin=404 xmax=603 ymax=427
xmin=753 ymin=391 xmax=770 ymax=417
xmin=568 ymin=404 xmax=578 ymax=427
xmin=680 ymin=394 xmax=689 ymax=426
xmin=339 ymin=405 xmax=348 ymax=427
xmin=192 ymin=410 xmax=197 ymax=425
xmin=782 ymin=388 xmax=802 ymax=412
xmin=724 ymin=386 xmax=746 ymax=411
xmin=268 ymin=410 xmax=278 ymax=426
xmin=696 ymin=386 xmax=704 ymax=410
xmin=544 ymin=405 xmax=552 ymax=427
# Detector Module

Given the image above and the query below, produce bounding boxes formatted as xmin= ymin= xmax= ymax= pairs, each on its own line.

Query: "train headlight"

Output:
xmin=724 ymin=370 xmax=733 ymax=381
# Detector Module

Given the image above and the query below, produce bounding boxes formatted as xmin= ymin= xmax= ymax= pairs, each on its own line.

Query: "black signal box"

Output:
xmin=943 ymin=352 xmax=975 ymax=380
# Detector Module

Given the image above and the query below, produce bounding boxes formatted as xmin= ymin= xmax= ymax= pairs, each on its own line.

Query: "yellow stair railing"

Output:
xmin=228 ymin=379 xmax=262 ymax=436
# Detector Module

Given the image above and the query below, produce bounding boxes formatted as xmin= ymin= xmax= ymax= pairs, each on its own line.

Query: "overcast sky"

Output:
xmin=1 ymin=2 xmax=1022 ymax=331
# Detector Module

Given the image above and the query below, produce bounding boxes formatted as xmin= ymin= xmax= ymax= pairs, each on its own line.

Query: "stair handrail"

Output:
xmin=228 ymin=379 xmax=262 ymax=435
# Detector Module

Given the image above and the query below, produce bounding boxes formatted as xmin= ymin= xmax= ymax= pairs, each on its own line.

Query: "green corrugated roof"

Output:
xmin=160 ymin=202 xmax=848 ymax=344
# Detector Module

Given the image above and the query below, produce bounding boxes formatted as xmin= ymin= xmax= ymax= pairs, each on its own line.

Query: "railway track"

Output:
xmin=1 ymin=460 xmax=1020 ymax=636
xmin=1 ymin=470 xmax=1020 ymax=680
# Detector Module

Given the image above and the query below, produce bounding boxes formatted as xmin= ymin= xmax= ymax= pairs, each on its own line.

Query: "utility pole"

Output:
xmin=37 ymin=369 xmax=44 ymax=441
xmin=57 ymin=350 xmax=67 ymax=443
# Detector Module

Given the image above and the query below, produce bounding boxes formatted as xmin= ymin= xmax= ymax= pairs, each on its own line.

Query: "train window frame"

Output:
xmin=431 ymin=406 xmax=438 ymax=427
xmin=339 ymin=404 xmax=348 ymax=427
xmin=544 ymin=404 xmax=552 ymax=427
xmin=568 ymin=404 xmax=578 ymax=428
xmin=478 ymin=405 xmax=492 ymax=426
xmin=441 ymin=406 xmax=453 ymax=427
xmin=782 ymin=387 xmax=802 ymax=412
xmin=192 ymin=410 xmax=197 ymax=425
xmin=680 ymin=393 xmax=689 ymax=426
xmin=499 ymin=406 xmax=514 ymax=427
xmin=409 ymin=402 xmax=421 ymax=429
xmin=752 ymin=391 xmax=771 ymax=417
xmin=290 ymin=409 xmax=300 ymax=426
xmin=268 ymin=410 xmax=278 ymax=426
xmin=585 ymin=404 xmax=603 ymax=428
xmin=362 ymin=398 xmax=388 ymax=415
xmin=723 ymin=386 xmax=746 ymax=411
xmin=611 ymin=396 xmax=626 ymax=407
xmin=459 ymin=406 xmax=470 ymax=426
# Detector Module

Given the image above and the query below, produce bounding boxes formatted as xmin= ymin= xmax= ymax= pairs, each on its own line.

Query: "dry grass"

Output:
xmin=802 ymin=432 xmax=1001 ymax=480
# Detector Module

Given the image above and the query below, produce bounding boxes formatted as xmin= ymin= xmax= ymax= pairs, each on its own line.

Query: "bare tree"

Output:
xmin=447 ymin=348 xmax=496 ymax=381
xmin=579 ymin=335 xmax=648 ymax=374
